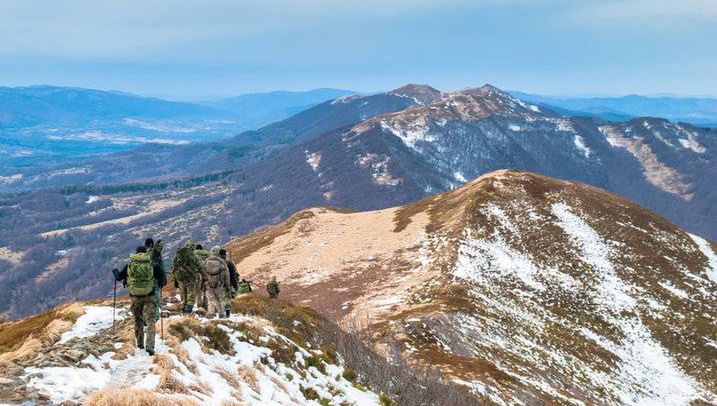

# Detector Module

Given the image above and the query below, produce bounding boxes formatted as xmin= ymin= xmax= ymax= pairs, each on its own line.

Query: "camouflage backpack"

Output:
xmin=149 ymin=239 xmax=163 ymax=264
xmin=194 ymin=249 xmax=209 ymax=270
xmin=204 ymin=255 xmax=225 ymax=289
xmin=173 ymin=246 xmax=196 ymax=283
xmin=127 ymin=252 xmax=154 ymax=296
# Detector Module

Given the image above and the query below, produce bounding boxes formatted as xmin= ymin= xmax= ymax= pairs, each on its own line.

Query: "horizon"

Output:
xmin=1 ymin=1 xmax=715 ymax=100
xmin=3 ymin=82 xmax=717 ymax=103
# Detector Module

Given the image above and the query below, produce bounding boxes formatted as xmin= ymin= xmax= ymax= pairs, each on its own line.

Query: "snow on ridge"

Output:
xmin=658 ymin=281 xmax=689 ymax=299
xmin=305 ymin=150 xmax=321 ymax=173
xmin=58 ymin=306 xmax=124 ymax=344
xmin=454 ymin=228 xmax=544 ymax=291
xmin=550 ymin=202 xmax=634 ymax=312
xmin=379 ymin=118 xmax=435 ymax=150
xmin=689 ymin=234 xmax=717 ymax=283
xmin=25 ymin=347 xmax=161 ymax=404
xmin=25 ymin=307 xmax=382 ymax=406
xmin=573 ymin=135 xmax=591 ymax=158
xmin=552 ymin=202 xmax=707 ymax=405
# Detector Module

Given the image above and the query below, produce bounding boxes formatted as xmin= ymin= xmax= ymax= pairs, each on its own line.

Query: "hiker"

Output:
xmin=218 ymin=249 xmax=238 ymax=295
xmin=172 ymin=240 xmax=201 ymax=313
xmin=219 ymin=248 xmax=238 ymax=317
xmin=238 ymin=278 xmax=252 ymax=294
xmin=202 ymin=246 xmax=232 ymax=318
xmin=113 ymin=246 xmax=166 ymax=355
xmin=145 ymin=237 xmax=165 ymax=320
xmin=194 ymin=244 xmax=210 ymax=311
xmin=266 ymin=276 xmax=280 ymax=299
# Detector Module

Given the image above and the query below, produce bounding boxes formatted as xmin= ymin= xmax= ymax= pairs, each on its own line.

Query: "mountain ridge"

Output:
xmin=227 ymin=169 xmax=717 ymax=405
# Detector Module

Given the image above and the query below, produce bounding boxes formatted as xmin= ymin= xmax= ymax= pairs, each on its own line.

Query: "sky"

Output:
xmin=1 ymin=0 xmax=715 ymax=100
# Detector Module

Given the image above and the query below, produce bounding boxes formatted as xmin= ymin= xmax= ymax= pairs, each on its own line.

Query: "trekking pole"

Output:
xmin=160 ymin=286 xmax=164 ymax=341
xmin=112 ymin=276 xmax=117 ymax=337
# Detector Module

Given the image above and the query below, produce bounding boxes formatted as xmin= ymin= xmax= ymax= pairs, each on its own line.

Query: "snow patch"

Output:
xmin=59 ymin=306 xmax=125 ymax=344
xmin=689 ymin=234 xmax=717 ymax=283
xmin=574 ymin=135 xmax=591 ymax=158
xmin=454 ymin=228 xmax=545 ymax=291
xmin=305 ymin=151 xmax=321 ymax=173
xmin=551 ymin=202 xmax=635 ymax=312
xmin=658 ymin=281 xmax=689 ymax=299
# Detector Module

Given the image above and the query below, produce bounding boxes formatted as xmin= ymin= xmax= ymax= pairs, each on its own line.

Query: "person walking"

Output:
xmin=172 ymin=240 xmax=201 ymax=313
xmin=266 ymin=276 xmax=280 ymax=299
xmin=113 ymin=246 xmax=166 ymax=355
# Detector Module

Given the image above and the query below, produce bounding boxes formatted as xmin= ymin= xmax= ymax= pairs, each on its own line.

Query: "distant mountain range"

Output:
xmin=1 ymin=83 xmax=715 ymax=321
xmin=0 ymin=86 xmax=417 ymax=192
xmin=0 ymin=85 xmax=355 ymax=167
xmin=511 ymin=91 xmax=717 ymax=127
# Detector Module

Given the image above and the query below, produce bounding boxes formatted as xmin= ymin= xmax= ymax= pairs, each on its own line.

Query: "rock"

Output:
xmin=61 ymin=349 xmax=85 ymax=363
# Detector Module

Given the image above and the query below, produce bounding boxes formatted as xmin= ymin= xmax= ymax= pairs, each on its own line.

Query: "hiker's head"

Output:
xmin=271 ymin=276 xmax=277 ymax=282
xmin=195 ymin=244 xmax=203 ymax=250
xmin=185 ymin=240 xmax=194 ymax=248
xmin=219 ymin=248 xmax=227 ymax=258
xmin=144 ymin=238 xmax=154 ymax=248
xmin=211 ymin=246 xmax=222 ymax=255
xmin=136 ymin=246 xmax=147 ymax=254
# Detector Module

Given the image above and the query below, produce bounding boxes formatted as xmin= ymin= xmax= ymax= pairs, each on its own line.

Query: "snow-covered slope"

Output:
xmin=0 ymin=298 xmax=390 ymax=405
xmin=227 ymin=169 xmax=717 ymax=405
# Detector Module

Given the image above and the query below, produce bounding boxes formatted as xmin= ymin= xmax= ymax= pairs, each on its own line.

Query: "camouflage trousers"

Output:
xmin=205 ymin=288 xmax=226 ymax=318
xmin=178 ymin=279 xmax=199 ymax=307
xmin=130 ymin=294 xmax=156 ymax=351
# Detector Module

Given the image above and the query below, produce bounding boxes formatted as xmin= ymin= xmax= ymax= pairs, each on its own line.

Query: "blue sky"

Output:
xmin=1 ymin=0 xmax=715 ymax=100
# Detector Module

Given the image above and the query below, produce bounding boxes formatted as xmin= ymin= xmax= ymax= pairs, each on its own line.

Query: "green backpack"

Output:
xmin=127 ymin=252 xmax=154 ymax=296
xmin=238 ymin=280 xmax=251 ymax=294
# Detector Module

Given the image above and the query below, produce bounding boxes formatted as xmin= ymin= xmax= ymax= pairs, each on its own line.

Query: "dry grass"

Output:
xmin=226 ymin=209 xmax=317 ymax=262
xmin=167 ymin=317 xmax=234 ymax=356
xmin=0 ymin=302 xmax=83 ymax=361
xmin=154 ymin=353 xmax=191 ymax=394
xmin=85 ymin=388 xmax=198 ymax=406
xmin=238 ymin=367 xmax=259 ymax=392
xmin=231 ymin=294 xmax=478 ymax=405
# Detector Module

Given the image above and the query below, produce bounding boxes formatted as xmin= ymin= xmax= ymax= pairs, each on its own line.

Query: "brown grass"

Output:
xmin=226 ymin=209 xmax=317 ymax=262
xmin=239 ymin=367 xmax=259 ymax=392
xmin=85 ymin=388 xmax=198 ymax=406
xmin=0 ymin=302 xmax=83 ymax=360
xmin=154 ymin=354 xmax=191 ymax=394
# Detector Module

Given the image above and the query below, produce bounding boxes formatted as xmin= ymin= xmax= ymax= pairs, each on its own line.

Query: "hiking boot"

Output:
xmin=146 ymin=348 xmax=155 ymax=356
xmin=138 ymin=344 xmax=145 ymax=350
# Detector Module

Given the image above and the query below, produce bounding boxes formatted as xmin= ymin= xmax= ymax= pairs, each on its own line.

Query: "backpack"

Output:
xmin=127 ymin=253 xmax=154 ymax=296
xmin=173 ymin=246 xmax=196 ymax=283
xmin=194 ymin=249 xmax=209 ymax=270
xmin=204 ymin=255 xmax=225 ymax=289
xmin=238 ymin=280 xmax=252 ymax=294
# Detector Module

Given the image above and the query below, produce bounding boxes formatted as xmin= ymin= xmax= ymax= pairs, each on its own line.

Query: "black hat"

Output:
xmin=144 ymin=238 xmax=154 ymax=247
xmin=195 ymin=244 xmax=203 ymax=250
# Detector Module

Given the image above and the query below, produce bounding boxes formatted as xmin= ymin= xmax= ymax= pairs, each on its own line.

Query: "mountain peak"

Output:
xmin=457 ymin=83 xmax=510 ymax=98
xmin=388 ymin=84 xmax=442 ymax=105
